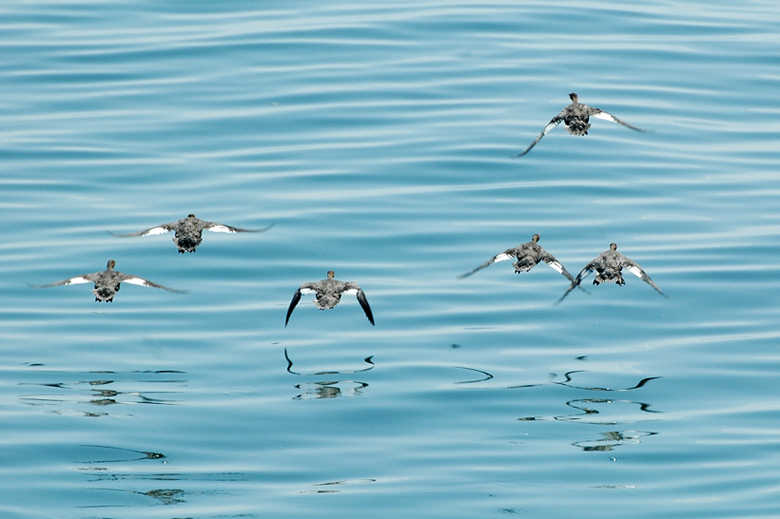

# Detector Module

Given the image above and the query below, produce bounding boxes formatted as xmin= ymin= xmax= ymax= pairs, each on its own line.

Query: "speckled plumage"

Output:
xmin=109 ymin=214 xmax=273 ymax=253
xmin=286 ymin=271 xmax=374 ymax=326
xmin=29 ymin=259 xmax=185 ymax=302
xmin=517 ymin=93 xmax=649 ymax=157
xmin=557 ymin=243 xmax=667 ymax=304
xmin=458 ymin=233 xmax=576 ymax=284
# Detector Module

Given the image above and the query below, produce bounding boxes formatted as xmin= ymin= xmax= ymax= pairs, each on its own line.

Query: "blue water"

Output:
xmin=2 ymin=1 xmax=780 ymax=517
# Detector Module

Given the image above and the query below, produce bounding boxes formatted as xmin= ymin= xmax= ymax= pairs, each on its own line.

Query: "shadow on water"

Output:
xmin=18 ymin=369 xmax=186 ymax=416
xmin=284 ymin=347 xmax=374 ymax=399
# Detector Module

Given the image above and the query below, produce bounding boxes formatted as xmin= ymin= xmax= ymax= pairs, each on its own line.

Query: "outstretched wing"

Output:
xmin=555 ymin=261 xmax=597 ymax=305
xmin=204 ymin=222 xmax=275 ymax=234
xmin=516 ymin=117 xmax=563 ymax=157
xmin=539 ymin=250 xmax=575 ymax=283
xmin=107 ymin=223 xmax=175 ymax=238
xmin=343 ymin=283 xmax=374 ymax=325
xmin=28 ymin=274 xmax=95 ymax=289
xmin=355 ymin=288 xmax=375 ymax=325
xmin=623 ymin=260 xmax=668 ymax=298
xmin=120 ymin=275 xmax=187 ymax=293
xmin=285 ymin=288 xmax=303 ymax=326
xmin=592 ymin=110 xmax=649 ymax=133
xmin=458 ymin=250 xmax=516 ymax=280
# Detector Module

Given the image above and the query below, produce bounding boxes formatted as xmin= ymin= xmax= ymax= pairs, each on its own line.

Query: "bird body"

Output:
xmin=109 ymin=214 xmax=273 ymax=253
xmin=29 ymin=260 xmax=185 ymax=302
xmin=557 ymin=243 xmax=666 ymax=304
xmin=517 ymin=93 xmax=649 ymax=157
xmin=458 ymin=233 xmax=575 ymax=283
xmin=286 ymin=271 xmax=374 ymax=326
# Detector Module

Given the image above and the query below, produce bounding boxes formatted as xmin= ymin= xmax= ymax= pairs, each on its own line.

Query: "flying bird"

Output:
xmin=285 ymin=270 xmax=374 ymax=326
xmin=458 ymin=233 xmax=577 ymax=286
xmin=29 ymin=259 xmax=186 ymax=302
xmin=517 ymin=93 xmax=649 ymax=157
xmin=109 ymin=214 xmax=273 ymax=253
xmin=557 ymin=243 xmax=667 ymax=304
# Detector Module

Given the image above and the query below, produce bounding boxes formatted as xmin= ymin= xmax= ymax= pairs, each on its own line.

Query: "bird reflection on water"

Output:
xmin=284 ymin=348 xmax=374 ymax=399
xmin=19 ymin=370 xmax=186 ymax=417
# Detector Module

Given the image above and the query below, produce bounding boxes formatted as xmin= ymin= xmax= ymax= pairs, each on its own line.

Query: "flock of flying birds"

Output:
xmin=30 ymin=93 xmax=665 ymax=325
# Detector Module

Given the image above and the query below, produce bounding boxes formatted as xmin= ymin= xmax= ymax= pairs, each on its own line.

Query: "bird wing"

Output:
xmin=623 ymin=260 xmax=667 ymax=298
xmin=516 ymin=117 xmax=563 ymax=157
xmin=120 ymin=275 xmax=187 ymax=293
xmin=285 ymin=289 xmax=303 ymax=326
xmin=285 ymin=283 xmax=317 ymax=326
xmin=28 ymin=274 xmax=95 ymax=289
xmin=204 ymin=222 xmax=275 ymax=234
xmin=107 ymin=223 xmax=175 ymax=238
xmin=555 ymin=261 xmax=597 ymax=305
xmin=592 ymin=110 xmax=649 ymax=133
xmin=457 ymin=250 xmax=516 ymax=279
xmin=344 ymin=283 xmax=375 ymax=325
xmin=539 ymin=250 xmax=575 ymax=283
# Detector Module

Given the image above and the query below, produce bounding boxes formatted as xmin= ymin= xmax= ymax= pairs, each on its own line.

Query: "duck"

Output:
xmin=285 ymin=271 xmax=374 ymax=326
xmin=29 ymin=259 xmax=186 ymax=302
xmin=109 ymin=214 xmax=273 ymax=253
xmin=517 ymin=93 xmax=649 ymax=157
xmin=557 ymin=243 xmax=667 ymax=304
xmin=458 ymin=234 xmax=577 ymax=286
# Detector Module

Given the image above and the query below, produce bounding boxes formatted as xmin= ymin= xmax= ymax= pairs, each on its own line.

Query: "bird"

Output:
xmin=28 ymin=259 xmax=186 ymax=302
xmin=458 ymin=234 xmax=577 ymax=286
xmin=285 ymin=271 xmax=374 ymax=326
xmin=517 ymin=93 xmax=649 ymax=157
xmin=557 ymin=243 xmax=667 ymax=304
xmin=108 ymin=214 xmax=273 ymax=253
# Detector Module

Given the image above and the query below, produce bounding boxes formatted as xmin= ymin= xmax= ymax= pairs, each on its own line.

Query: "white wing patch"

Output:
xmin=494 ymin=252 xmax=514 ymax=263
xmin=343 ymin=288 xmax=359 ymax=296
xmin=123 ymin=277 xmax=152 ymax=287
xmin=63 ymin=276 xmax=92 ymax=285
xmin=143 ymin=226 xmax=171 ymax=236
xmin=545 ymin=260 xmax=565 ymax=275
xmin=299 ymin=288 xmax=317 ymax=295
xmin=625 ymin=264 xmax=644 ymax=279
xmin=207 ymin=224 xmax=235 ymax=233
xmin=541 ymin=119 xmax=561 ymax=136
xmin=592 ymin=111 xmax=619 ymax=124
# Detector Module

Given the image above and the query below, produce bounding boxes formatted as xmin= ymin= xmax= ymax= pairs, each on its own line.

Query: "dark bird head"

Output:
xmin=610 ymin=243 xmax=618 ymax=251
xmin=531 ymin=233 xmax=540 ymax=243
xmin=569 ymin=92 xmax=579 ymax=103
xmin=106 ymin=259 xmax=116 ymax=270
xmin=327 ymin=270 xmax=335 ymax=279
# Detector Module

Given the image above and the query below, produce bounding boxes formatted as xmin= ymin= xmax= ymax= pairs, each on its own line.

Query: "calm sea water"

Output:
xmin=2 ymin=1 xmax=780 ymax=517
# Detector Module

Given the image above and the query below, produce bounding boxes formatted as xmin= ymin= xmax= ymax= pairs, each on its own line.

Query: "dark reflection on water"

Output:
xmin=284 ymin=348 xmax=374 ymax=376
xmin=78 ymin=445 xmax=166 ymax=464
xmin=517 ymin=373 xmax=662 ymax=451
xmin=573 ymin=430 xmax=658 ymax=452
xmin=284 ymin=347 xmax=373 ymax=399
xmin=293 ymin=380 xmax=369 ymax=400
xmin=519 ymin=397 xmax=661 ymax=424
xmin=451 ymin=366 xmax=494 ymax=385
xmin=554 ymin=371 xmax=661 ymax=392
xmin=18 ymin=370 xmax=186 ymax=416
xmin=80 ymin=487 xmax=187 ymax=507
xmin=300 ymin=478 xmax=377 ymax=494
